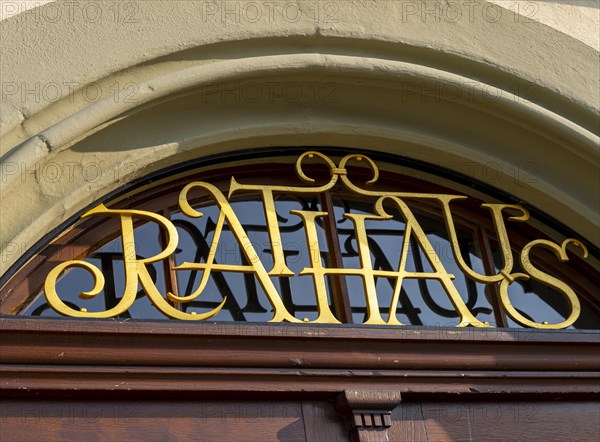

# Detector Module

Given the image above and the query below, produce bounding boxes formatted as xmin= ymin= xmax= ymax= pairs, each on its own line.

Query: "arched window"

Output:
xmin=2 ymin=149 xmax=598 ymax=330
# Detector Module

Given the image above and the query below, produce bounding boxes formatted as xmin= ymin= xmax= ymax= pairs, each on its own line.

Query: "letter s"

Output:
xmin=498 ymin=239 xmax=588 ymax=329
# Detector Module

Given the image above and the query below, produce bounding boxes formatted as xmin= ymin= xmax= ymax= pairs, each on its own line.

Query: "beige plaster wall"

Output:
xmin=3 ymin=1 xmax=598 ymax=49
xmin=0 ymin=0 xmax=598 ymax=276
xmin=490 ymin=1 xmax=600 ymax=51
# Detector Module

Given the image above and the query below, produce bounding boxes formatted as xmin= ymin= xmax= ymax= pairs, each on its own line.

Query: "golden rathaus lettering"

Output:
xmin=43 ymin=152 xmax=591 ymax=329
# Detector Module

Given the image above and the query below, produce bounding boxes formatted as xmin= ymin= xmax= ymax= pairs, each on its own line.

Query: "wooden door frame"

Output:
xmin=2 ymin=317 xmax=598 ymax=399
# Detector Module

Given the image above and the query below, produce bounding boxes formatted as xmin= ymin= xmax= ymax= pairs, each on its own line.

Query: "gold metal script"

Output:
xmin=44 ymin=152 xmax=590 ymax=329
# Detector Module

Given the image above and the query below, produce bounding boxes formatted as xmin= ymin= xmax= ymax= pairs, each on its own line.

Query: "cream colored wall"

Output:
xmin=1 ymin=0 xmax=598 ymax=276
xmin=3 ymin=1 xmax=598 ymax=49
xmin=490 ymin=1 xmax=600 ymax=50
xmin=0 ymin=1 xmax=52 ymax=21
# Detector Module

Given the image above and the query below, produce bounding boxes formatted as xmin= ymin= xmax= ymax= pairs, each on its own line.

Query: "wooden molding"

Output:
xmin=1 ymin=318 xmax=599 ymax=399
